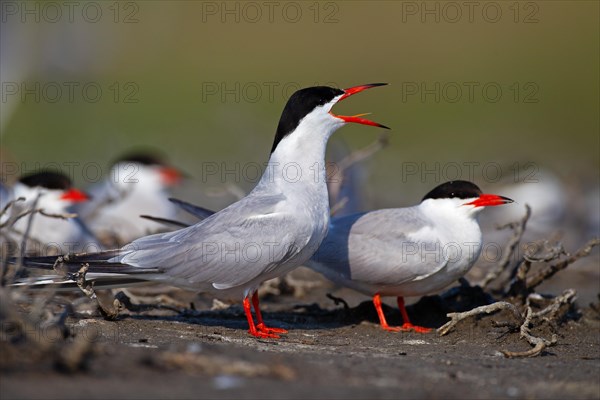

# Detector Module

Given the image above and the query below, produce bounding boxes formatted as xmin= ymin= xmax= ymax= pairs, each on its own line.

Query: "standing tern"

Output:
xmin=15 ymin=84 xmax=389 ymax=338
xmin=307 ymin=180 xmax=514 ymax=333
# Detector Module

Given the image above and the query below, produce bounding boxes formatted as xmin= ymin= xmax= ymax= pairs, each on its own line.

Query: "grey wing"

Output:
xmin=117 ymin=193 xmax=306 ymax=290
xmin=314 ymin=208 xmax=447 ymax=287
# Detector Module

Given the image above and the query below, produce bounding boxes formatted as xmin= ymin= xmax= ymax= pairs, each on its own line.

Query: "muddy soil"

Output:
xmin=1 ymin=268 xmax=599 ymax=400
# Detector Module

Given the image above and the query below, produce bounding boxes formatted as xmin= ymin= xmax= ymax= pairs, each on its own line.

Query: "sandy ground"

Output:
xmin=1 ymin=264 xmax=599 ymax=400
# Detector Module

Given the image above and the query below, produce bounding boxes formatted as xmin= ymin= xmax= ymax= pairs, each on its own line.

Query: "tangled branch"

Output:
xmin=479 ymin=204 xmax=531 ymax=288
xmin=527 ymin=238 xmax=600 ymax=290
xmin=438 ymin=301 xmax=522 ymax=336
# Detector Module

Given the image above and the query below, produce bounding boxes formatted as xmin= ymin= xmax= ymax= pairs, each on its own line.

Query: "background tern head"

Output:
xmin=17 ymin=171 xmax=89 ymax=209
xmin=75 ymin=150 xmax=185 ymax=246
xmin=110 ymin=151 xmax=184 ymax=189
xmin=4 ymin=171 xmax=95 ymax=254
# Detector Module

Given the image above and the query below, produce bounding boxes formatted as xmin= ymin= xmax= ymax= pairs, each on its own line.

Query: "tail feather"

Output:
xmin=9 ymin=249 xmax=160 ymax=275
xmin=12 ymin=274 xmax=154 ymax=291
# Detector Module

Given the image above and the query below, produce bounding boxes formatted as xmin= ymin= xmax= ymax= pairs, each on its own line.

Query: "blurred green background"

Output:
xmin=1 ymin=0 xmax=598 ymax=211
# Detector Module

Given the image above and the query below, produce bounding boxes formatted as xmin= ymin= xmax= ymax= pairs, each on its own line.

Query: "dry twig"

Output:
xmin=12 ymin=193 xmax=42 ymax=282
xmin=258 ymin=275 xmax=322 ymax=299
xmin=113 ymin=290 xmax=183 ymax=314
xmin=326 ymin=293 xmax=350 ymax=310
xmin=327 ymin=132 xmax=389 ymax=209
xmin=479 ymin=205 xmax=531 ymax=288
xmin=506 ymin=240 xmax=566 ymax=299
xmin=523 ymin=241 xmax=566 ymax=263
xmin=506 ymin=260 xmax=532 ymax=299
xmin=211 ymin=298 xmax=232 ymax=311
xmin=438 ymin=301 xmax=522 ymax=336
xmin=501 ymin=305 xmax=558 ymax=358
xmin=0 ymin=196 xmax=25 ymax=222
xmin=531 ymin=289 xmax=576 ymax=321
xmin=117 ymin=288 xmax=190 ymax=309
xmin=526 ymin=238 xmax=600 ymax=290
xmin=0 ymin=202 xmax=76 ymax=228
xmin=38 ymin=210 xmax=78 ymax=220
xmin=75 ymin=263 xmax=120 ymax=320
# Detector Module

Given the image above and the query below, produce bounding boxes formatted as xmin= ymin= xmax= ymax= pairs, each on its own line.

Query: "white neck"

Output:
xmin=258 ymin=105 xmax=344 ymax=190
xmin=419 ymin=198 xmax=483 ymax=243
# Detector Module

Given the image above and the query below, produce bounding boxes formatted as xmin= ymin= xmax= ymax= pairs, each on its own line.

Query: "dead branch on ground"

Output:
xmin=75 ymin=263 xmax=120 ymax=320
xmin=440 ymin=202 xmax=598 ymax=358
xmin=438 ymin=301 xmax=522 ymax=336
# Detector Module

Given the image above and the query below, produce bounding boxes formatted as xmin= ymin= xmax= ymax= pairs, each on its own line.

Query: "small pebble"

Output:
xmin=213 ymin=375 xmax=244 ymax=390
xmin=507 ymin=386 xmax=520 ymax=397
xmin=187 ymin=342 xmax=202 ymax=353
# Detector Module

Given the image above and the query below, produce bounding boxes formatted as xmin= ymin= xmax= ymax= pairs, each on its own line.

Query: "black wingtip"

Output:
xmin=140 ymin=215 xmax=190 ymax=228
xmin=168 ymin=197 xmax=216 ymax=220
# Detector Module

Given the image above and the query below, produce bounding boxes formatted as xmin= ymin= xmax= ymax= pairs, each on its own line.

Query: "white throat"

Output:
xmin=419 ymin=197 xmax=484 ymax=244
xmin=260 ymin=101 xmax=344 ymax=188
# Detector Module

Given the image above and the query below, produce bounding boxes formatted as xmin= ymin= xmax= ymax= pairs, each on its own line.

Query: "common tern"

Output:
xmin=1 ymin=171 xmax=97 ymax=255
xmin=307 ymin=180 xmax=514 ymax=332
xmin=14 ymin=84 xmax=389 ymax=338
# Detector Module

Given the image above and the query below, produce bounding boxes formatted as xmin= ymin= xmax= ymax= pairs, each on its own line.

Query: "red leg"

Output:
xmin=252 ymin=292 xmax=288 ymax=335
xmin=397 ymin=297 xmax=431 ymax=333
xmin=373 ymin=293 xmax=402 ymax=332
xmin=243 ymin=296 xmax=279 ymax=339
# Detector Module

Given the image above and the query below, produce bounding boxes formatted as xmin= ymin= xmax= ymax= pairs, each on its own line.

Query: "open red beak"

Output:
xmin=465 ymin=194 xmax=514 ymax=207
xmin=330 ymin=83 xmax=389 ymax=129
xmin=160 ymin=166 xmax=183 ymax=186
xmin=60 ymin=188 xmax=89 ymax=203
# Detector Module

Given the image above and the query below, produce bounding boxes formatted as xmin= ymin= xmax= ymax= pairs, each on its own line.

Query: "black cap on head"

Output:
xmin=19 ymin=171 xmax=72 ymax=191
xmin=112 ymin=150 xmax=167 ymax=167
xmin=271 ymin=86 xmax=344 ymax=154
xmin=422 ymin=180 xmax=483 ymax=201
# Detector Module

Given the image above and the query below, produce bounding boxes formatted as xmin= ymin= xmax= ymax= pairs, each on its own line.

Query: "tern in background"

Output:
xmin=75 ymin=152 xmax=183 ymax=245
xmin=307 ymin=180 xmax=514 ymax=333
xmin=14 ymin=84 xmax=389 ymax=338
xmin=1 ymin=171 xmax=97 ymax=255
